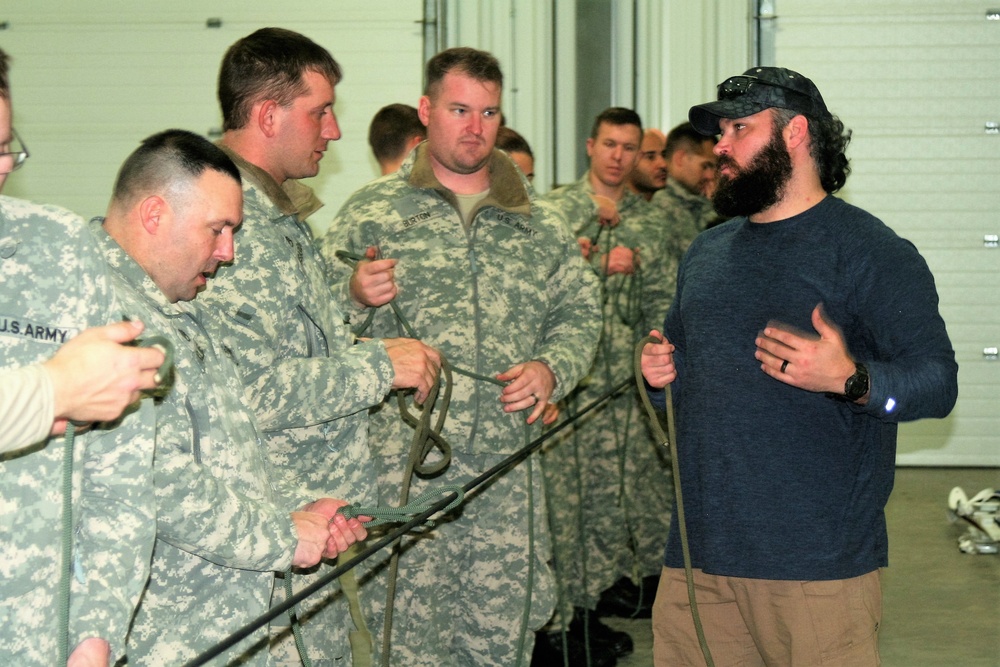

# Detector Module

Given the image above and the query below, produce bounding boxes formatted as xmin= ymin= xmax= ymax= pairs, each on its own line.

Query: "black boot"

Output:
xmin=595 ymin=576 xmax=655 ymax=619
xmin=570 ymin=607 xmax=634 ymax=658
xmin=531 ymin=629 xmax=618 ymax=667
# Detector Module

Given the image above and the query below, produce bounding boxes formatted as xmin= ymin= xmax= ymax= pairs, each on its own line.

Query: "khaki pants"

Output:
xmin=652 ymin=566 xmax=881 ymax=667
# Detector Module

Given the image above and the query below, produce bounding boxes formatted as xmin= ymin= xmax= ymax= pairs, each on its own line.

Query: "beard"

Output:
xmin=713 ymin=127 xmax=793 ymax=218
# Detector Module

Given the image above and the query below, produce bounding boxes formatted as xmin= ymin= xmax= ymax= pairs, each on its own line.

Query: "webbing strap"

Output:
xmin=340 ymin=547 xmax=373 ymax=667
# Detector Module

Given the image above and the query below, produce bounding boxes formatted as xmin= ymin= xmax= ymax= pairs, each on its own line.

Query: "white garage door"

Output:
xmin=766 ymin=0 xmax=1000 ymax=465
xmin=1 ymin=0 xmax=424 ymax=236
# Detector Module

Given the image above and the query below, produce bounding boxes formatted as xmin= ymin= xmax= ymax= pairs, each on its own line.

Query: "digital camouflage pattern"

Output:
xmin=541 ymin=176 xmax=673 ymax=615
xmin=197 ymin=151 xmax=394 ymax=666
xmin=0 ymin=196 xmax=156 ymax=665
xmin=651 ymin=178 xmax=719 ymax=267
xmin=90 ymin=219 xmax=301 ymax=665
xmin=321 ymin=146 xmax=602 ymax=666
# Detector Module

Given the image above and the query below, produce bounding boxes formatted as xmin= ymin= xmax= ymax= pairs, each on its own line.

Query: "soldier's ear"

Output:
xmin=138 ymin=195 xmax=167 ymax=235
xmin=257 ymin=99 xmax=280 ymax=138
xmin=417 ymin=95 xmax=431 ymax=127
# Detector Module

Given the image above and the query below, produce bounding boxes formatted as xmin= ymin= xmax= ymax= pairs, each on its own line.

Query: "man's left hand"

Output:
xmin=754 ymin=303 xmax=856 ymax=394
xmin=496 ymin=360 xmax=557 ymax=425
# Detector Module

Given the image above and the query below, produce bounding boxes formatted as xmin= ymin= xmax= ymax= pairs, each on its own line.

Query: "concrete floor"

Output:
xmin=607 ymin=467 xmax=1000 ymax=667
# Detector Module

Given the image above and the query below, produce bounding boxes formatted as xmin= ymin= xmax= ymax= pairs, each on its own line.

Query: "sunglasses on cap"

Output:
xmin=716 ymin=75 xmax=814 ymax=104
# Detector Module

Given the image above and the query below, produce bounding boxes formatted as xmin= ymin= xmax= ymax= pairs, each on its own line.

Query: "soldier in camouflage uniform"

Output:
xmin=93 ymin=130 xmax=365 ymax=665
xmin=541 ymin=108 xmax=674 ymax=655
xmin=0 ymin=199 xmax=159 ymax=667
xmin=0 ymin=318 xmax=162 ymax=455
xmin=0 ymin=49 xmax=161 ymax=667
xmin=321 ymin=47 xmax=601 ymax=667
xmin=0 ymin=48 xmax=162 ymax=458
xmin=197 ymin=29 xmax=441 ymax=666
xmin=651 ymin=121 xmax=722 ymax=262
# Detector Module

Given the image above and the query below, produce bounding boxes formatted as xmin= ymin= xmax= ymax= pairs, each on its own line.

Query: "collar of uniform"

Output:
xmin=405 ymin=142 xmax=532 ymax=216
xmin=281 ymin=179 xmax=323 ymax=222
xmin=216 ymin=144 xmax=300 ymax=218
xmin=665 ymin=177 xmax=707 ymax=205
xmin=89 ymin=217 xmax=184 ymax=318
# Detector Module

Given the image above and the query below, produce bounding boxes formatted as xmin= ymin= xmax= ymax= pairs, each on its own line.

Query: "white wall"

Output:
xmin=1 ymin=0 xmax=424 ymax=236
xmin=769 ymin=0 xmax=1000 ymax=465
xmin=3 ymin=0 xmax=744 ymax=213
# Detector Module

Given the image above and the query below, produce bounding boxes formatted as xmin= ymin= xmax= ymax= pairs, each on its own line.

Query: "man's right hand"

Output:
xmin=45 ymin=320 xmax=165 ymax=434
xmin=383 ymin=338 xmax=442 ymax=404
xmin=641 ymin=330 xmax=677 ymax=388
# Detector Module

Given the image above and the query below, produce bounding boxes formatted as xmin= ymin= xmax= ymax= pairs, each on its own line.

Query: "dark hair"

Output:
xmin=771 ymin=108 xmax=851 ymax=193
xmin=368 ymin=103 xmax=425 ymax=164
xmin=590 ymin=107 xmax=643 ymax=140
xmin=113 ymin=129 xmax=241 ymax=206
xmin=424 ymin=47 xmax=502 ymax=98
xmin=218 ymin=28 xmax=342 ymax=131
xmin=0 ymin=48 xmax=10 ymax=100
xmin=495 ymin=126 xmax=533 ymax=158
xmin=664 ymin=121 xmax=715 ymax=159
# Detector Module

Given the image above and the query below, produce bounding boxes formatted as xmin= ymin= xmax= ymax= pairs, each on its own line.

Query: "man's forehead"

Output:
xmin=641 ymin=134 xmax=665 ymax=151
xmin=299 ymin=70 xmax=335 ymax=100
xmin=719 ymin=107 xmax=773 ymax=128
xmin=438 ymin=72 xmax=500 ymax=102
xmin=597 ymin=122 xmax=641 ymax=143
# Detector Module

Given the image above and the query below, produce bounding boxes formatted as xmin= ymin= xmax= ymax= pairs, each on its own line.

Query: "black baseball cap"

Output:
xmin=689 ymin=67 xmax=830 ymax=135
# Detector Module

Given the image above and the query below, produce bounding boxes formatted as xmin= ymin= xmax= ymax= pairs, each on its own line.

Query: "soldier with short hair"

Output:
xmin=322 ymin=46 xmax=601 ymax=666
xmin=94 ymin=129 xmax=366 ymax=665
xmin=198 ymin=28 xmax=441 ymax=666
xmin=541 ymin=106 xmax=673 ymax=665
xmin=368 ymin=103 xmax=426 ymax=175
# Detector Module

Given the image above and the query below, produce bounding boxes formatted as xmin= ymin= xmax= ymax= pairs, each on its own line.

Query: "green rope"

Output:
xmin=340 ymin=485 xmax=464 ymax=527
xmin=378 ymin=359 xmax=448 ymax=667
xmin=633 ymin=335 xmax=715 ymax=667
xmin=58 ymin=423 xmax=76 ymax=667
xmin=513 ymin=431 xmax=535 ymax=667
xmin=334 ymin=246 xmax=538 ymax=666
xmin=335 ymin=250 xmax=504 ymax=389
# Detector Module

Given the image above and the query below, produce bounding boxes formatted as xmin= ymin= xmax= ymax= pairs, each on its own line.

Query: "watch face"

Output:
xmin=845 ymin=364 xmax=869 ymax=400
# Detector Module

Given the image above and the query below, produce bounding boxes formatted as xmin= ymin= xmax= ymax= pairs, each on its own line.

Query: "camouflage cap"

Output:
xmin=689 ymin=67 xmax=830 ymax=135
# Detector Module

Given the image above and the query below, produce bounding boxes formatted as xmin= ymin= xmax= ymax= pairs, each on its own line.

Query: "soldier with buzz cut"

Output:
xmin=368 ymin=103 xmax=426 ymax=176
xmin=197 ymin=28 xmax=441 ymax=666
xmin=0 ymin=47 xmax=161 ymax=667
xmin=321 ymin=46 xmax=601 ymax=667
xmin=652 ymin=121 xmax=723 ymax=256
xmin=540 ymin=106 xmax=674 ymax=666
xmin=94 ymin=129 xmax=367 ymax=666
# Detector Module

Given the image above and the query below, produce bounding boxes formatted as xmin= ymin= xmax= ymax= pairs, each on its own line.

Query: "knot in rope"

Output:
xmin=340 ymin=485 xmax=465 ymax=527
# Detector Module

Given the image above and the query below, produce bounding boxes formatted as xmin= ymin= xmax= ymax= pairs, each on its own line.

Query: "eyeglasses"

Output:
xmin=717 ymin=75 xmax=812 ymax=104
xmin=0 ymin=128 xmax=29 ymax=175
